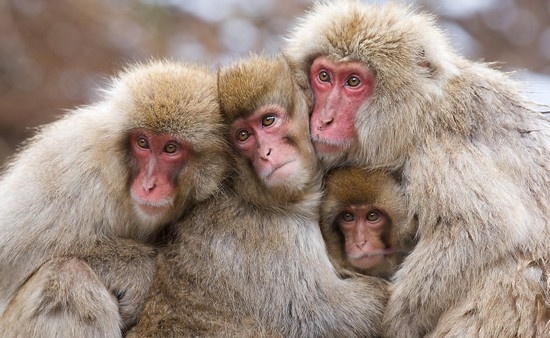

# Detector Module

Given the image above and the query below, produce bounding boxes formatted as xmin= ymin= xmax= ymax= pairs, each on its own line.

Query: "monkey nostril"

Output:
xmin=266 ymin=148 xmax=272 ymax=156
xmin=142 ymin=182 xmax=155 ymax=193
xmin=320 ymin=118 xmax=333 ymax=127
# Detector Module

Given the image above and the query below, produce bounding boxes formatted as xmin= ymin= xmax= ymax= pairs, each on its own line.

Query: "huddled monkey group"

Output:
xmin=1 ymin=1 xmax=549 ymax=337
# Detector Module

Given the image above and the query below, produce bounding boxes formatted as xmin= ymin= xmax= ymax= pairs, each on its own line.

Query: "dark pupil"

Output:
xmin=348 ymin=77 xmax=360 ymax=86
xmin=367 ymin=211 xmax=379 ymax=221
xmin=319 ymin=71 xmax=329 ymax=81
xmin=165 ymin=144 xmax=176 ymax=153
xmin=263 ymin=116 xmax=275 ymax=126
xmin=238 ymin=131 xmax=248 ymax=141
xmin=138 ymin=138 xmax=148 ymax=148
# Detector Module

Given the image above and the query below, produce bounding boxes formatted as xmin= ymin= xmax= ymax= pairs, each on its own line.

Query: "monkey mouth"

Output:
xmin=355 ymin=248 xmax=399 ymax=259
xmin=138 ymin=204 xmax=168 ymax=215
xmin=134 ymin=198 xmax=174 ymax=215
xmin=265 ymin=159 xmax=296 ymax=178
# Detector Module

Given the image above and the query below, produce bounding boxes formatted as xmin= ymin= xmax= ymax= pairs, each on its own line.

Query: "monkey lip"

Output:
xmin=352 ymin=248 xmax=398 ymax=259
xmin=349 ymin=248 xmax=400 ymax=270
xmin=134 ymin=199 xmax=174 ymax=215
xmin=266 ymin=159 xmax=296 ymax=178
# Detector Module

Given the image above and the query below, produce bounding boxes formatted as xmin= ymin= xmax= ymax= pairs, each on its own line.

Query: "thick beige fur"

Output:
xmin=285 ymin=1 xmax=550 ymax=337
xmin=0 ymin=60 xmax=229 ymax=336
xmin=128 ymin=54 xmax=389 ymax=337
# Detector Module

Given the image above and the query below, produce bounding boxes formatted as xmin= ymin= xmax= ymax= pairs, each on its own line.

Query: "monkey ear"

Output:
xmin=416 ymin=49 xmax=436 ymax=79
xmin=282 ymin=53 xmax=314 ymax=110
xmin=415 ymin=32 xmax=460 ymax=84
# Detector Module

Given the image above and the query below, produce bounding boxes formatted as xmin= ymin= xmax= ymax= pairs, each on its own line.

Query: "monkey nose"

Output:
xmin=318 ymin=118 xmax=333 ymax=130
xmin=321 ymin=117 xmax=333 ymax=125
xmin=259 ymin=147 xmax=272 ymax=160
xmin=142 ymin=181 xmax=156 ymax=193
xmin=355 ymin=240 xmax=367 ymax=249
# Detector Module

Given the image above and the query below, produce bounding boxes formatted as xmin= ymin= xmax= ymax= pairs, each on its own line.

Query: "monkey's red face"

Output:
xmin=309 ymin=56 xmax=375 ymax=155
xmin=129 ymin=129 xmax=189 ymax=217
xmin=230 ymin=105 xmax=304 ymax=188
xmin=337 ymin=204 xmax=392 ymax=271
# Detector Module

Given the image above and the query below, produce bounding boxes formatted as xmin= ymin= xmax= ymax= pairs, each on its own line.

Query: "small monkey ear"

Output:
xmin=416 ymin=49 xmax=436 ymax=78
xmin=282 ymin=53 xmax=314 ymax=111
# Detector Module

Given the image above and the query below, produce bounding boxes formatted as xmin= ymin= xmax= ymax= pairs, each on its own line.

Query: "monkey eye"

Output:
xmin=366 ymin=211 xmax=381 ymax=222
xmin=236 ymin=129 xmax=250 ymax=142
xmin=341 ymin=212 xmax=355 ymax=222
xmin=318 ymin=70 xmax=330 ymax=82
xmin=262 ymin=115 xmax=275 ymax=127
xmin=163 ymin=143 xmax=178 ymax=154
xmin=346 ymin=76 xmax=361 ymax=87
xmin=136 ymin=136 xmax=150 ymax=149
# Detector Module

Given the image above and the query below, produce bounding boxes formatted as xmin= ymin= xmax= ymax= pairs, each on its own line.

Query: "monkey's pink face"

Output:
xmin=129 ymin=129 xmax=189 ymax=217
xmin=337 ymin=204 xmax=392 ymax=270
xmin=309 ymin=56 xmax=375 ymax=155
xmin=230 ymin=105 xmax=304 ymax=188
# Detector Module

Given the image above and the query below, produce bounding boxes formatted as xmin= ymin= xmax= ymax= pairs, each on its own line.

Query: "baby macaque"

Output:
xmin=321 ymin=167 xmax=416 ymax=278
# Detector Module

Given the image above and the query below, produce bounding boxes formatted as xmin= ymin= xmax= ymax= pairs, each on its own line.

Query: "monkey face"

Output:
xmin=229 ymin=104 xmax=312 ymax=191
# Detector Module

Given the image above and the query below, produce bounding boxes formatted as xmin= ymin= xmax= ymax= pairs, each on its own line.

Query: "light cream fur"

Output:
xmin=0 ymin=60 xmax=229 ymax=336
xmin=285 ymin=1 xmax=550 ymax=336
xmin=128 ymin=55 xmax=389 ymax=338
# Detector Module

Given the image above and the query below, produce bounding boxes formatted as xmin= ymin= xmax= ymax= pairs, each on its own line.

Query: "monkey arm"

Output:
xmin=81 ymin=239 xmax=157 ymax=331
xmin=384 ymin=141 xmax=539 ymax=337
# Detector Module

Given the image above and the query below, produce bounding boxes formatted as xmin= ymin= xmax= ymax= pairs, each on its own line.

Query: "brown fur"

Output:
xmin=128 ymin=54 xmax=388 ymax=337
xmin=0 ymin=60 xmax=229 ymax=336
xmin=285 ymin=1 xmax=550 ymax=336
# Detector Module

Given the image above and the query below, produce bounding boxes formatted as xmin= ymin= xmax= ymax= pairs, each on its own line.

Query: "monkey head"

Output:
xmin=218 ymin=54 xmax=321 ymax=202
xmin=321 ymin=167 xmax=416 ymax=278
xmin=106 ymin=61 xmax=230 ymax=229
xmin=284 ymin=0 xmax=460 ymax=169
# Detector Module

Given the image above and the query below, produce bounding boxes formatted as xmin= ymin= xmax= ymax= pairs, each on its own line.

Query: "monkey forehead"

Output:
xmin=321 ymin=167 xmax=409 ymax=228
xmin=324 ymin=167 xmax=403 ymax=207
xmin=218 ymin=54 xmax=295 ymax=123
xmin=284 ymin=1 xmax=447 ymax=76
xmin=111 ymin=60 xmax=224 ymax=143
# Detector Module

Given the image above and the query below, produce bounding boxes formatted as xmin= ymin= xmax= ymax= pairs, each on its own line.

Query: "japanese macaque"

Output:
xmin=285 ymin=1 xmax=550 ymax=337
xmin=321 ymin=167 xmax=416 ymax=279
xmin=127 ymin=54 xmax=388 ymax=338
xmin=0 ymin=60 xmax=229 ymax=336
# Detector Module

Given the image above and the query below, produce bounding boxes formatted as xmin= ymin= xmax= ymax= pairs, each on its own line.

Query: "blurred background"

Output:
xmin=1 ymin=0 xmax=549 ymax=164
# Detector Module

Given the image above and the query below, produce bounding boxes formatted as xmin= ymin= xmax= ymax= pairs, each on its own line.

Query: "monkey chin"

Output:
xmin=131 ymin=197 xmax=175 ymax=228
xmin=348 ymin=248 xmax=398 ymax=271
xmin=311 ymin=139 xmax=351 ymax=167
xmin=313 ymin=141 xmax=344 ymax=154
xmin=348 ymin=255 xmax=385 ymax=271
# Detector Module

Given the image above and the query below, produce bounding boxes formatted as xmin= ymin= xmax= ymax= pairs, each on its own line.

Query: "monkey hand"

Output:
xmin=82 ymin=239 xmax=158 ymax=330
